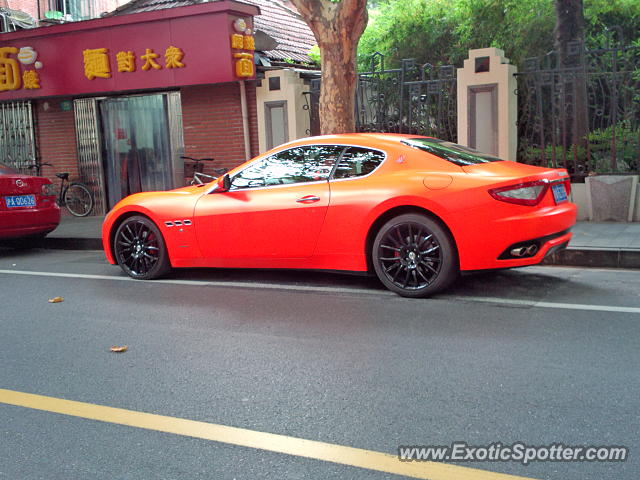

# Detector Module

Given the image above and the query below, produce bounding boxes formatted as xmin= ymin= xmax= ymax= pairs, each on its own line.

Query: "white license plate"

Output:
xmin=5 ymin=194 xmax=36 ymax=208
xmin=551 ymin=183 xmax=568 ymax=204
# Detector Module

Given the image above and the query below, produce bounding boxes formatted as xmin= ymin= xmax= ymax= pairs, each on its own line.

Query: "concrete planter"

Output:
xmin=571 ymin=179 xmax=640 ymax=222
xmin=584 ymin=175 xmax=639 ymax=222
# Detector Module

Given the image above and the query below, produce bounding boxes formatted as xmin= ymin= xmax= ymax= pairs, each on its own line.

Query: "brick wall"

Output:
xmin=33 ymin=99 xmax=79 ymax=184
xmin=245 ymin=81 xmax=260 ymax=158
xmin=181 ymin=82 xmax=260 ymax=176
xmin=28 ymin=82 xmax=259 ymax=207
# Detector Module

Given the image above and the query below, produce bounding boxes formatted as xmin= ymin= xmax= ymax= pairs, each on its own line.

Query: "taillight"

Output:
xmin=489 ymin=180 xmax=549 ymax=206
xmin=564 ymin=178 xmax=571 ymax=196
xmin=41 ymin=183 xmax=56 ymax=196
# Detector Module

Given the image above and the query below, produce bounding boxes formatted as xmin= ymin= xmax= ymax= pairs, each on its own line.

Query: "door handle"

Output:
xmin=296 ymin=195 xmax=321 ymax=203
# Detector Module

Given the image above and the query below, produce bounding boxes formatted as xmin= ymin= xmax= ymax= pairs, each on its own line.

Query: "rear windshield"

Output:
xmin=402 ymin=138 xmax=503 ymax=166
xmin=0 ymin=162 xmax=17 ymax=175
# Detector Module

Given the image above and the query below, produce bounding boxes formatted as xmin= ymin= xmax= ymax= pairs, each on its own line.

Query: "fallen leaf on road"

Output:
xmin=48 ymin=296 xmax=64 ymax=303
xmin=110 ymin=345 xmax=128 ymax=353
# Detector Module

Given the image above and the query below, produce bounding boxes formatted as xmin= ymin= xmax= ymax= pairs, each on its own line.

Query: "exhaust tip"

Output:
xmin=510 ymin=244 xmax=539 ymax=258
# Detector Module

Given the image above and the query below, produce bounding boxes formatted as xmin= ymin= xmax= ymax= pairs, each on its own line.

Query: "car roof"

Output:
xmin=282 ymin=133 xmax=433 ymax=150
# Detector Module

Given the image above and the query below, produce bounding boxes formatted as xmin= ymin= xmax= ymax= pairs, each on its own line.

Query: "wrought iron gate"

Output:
xmin=356 ymin=54 xmax=457 ymax=140
xmin=0 ymin=100 xmax=36 ymax=172
xmin=308 ymin=53 xmax=457 ymax=140
xmin=516 ymin=35 xmax=640 ymax=176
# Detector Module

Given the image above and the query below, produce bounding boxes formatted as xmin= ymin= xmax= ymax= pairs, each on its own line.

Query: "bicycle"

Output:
xmin=181 ymin=156 xmax=228 ymax=185
xmin=27 ymin=162 xmax=94 ymax=217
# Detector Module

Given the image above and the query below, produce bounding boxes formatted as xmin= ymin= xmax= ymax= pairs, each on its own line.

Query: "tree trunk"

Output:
xmin=290 ymin=0 xmax=368 ymax=135
xmin=554 ymin=0 xmax=585 ymax=66
xmin=554 ymin=0 xmax=588 ymax=172
xmin=315 ymin=32 xmax=360 ymax=133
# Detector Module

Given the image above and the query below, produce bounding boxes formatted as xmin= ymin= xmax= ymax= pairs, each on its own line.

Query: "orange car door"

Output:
xmin=194 ymin=145 xmax=343 ymax=260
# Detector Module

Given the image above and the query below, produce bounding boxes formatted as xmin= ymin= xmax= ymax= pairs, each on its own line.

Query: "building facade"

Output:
xmin=1 ymin=0 xmax=126 ymax=24
xmin=0 ymin=0 xmax=318 ymax=215
xmin=0 ymin=1 xmax=265 ymax=215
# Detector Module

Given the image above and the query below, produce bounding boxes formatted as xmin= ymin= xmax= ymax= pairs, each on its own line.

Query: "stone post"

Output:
xmin=457 ymin=48 xmax=517 ymax=161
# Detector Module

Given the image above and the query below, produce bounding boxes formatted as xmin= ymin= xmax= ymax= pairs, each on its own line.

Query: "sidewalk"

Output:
xmin=542 ymin=222 xmax=640 ymax=268
xmin=43 ymin=216 xmax=640 ymax=269
xmin=45 ymin=215 xmax=104 ymax=250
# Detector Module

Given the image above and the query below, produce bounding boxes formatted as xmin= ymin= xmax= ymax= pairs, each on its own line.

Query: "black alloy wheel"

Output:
xmin=113 ymin=215 xmax=171 ymax=280
xmin=372 ymin=213 xmax=458 ymax=297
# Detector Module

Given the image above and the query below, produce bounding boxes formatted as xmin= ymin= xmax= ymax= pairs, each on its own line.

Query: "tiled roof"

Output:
xmin=110 ymin=0 xmax=316 ymax=64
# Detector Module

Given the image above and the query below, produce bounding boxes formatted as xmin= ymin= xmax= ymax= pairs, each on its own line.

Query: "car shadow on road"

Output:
xmin=0 ymin=246 xmax=608 ymax=303
xmin=168 ymin=265 xmax=597 ymax=303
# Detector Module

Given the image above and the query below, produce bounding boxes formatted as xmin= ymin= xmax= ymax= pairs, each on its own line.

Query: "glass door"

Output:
xmin=100 ymin=94 xmax=173 ymax=209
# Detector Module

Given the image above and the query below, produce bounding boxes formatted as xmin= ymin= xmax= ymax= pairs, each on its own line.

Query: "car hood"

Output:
xmin=171 ymin=184 xmax=210 ymax=194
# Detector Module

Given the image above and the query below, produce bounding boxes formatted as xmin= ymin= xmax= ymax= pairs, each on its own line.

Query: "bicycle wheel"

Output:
xmin=64 ymin=183 xmax=94 ymax=217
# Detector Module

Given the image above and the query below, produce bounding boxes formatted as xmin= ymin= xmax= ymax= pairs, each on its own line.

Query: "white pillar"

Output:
xmin=457 ymin=48 xmax=518 ymax=161
xmin=256 ymin=69 xmax=311 ymax=153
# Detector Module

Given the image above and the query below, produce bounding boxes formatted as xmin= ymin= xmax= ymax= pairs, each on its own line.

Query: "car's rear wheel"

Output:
xmin=113 ymin=215 xmax=170 ymax=280
xmin=372 ymin=213 xmax=458 ymax=297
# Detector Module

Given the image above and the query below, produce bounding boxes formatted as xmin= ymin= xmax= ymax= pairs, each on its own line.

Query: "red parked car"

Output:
xmin=0 ymin=162 xmax=60 ymax=242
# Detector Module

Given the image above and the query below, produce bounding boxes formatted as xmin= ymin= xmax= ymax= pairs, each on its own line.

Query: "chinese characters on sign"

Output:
xmin=83 ymin=46 xmax=185 ymax=80
xmin=83 ymin=48 xmax=111 ymax=79
xmin=0 ymin=46 xmax=42 ymax=92
xmin=230 ymin=18 xmax=255 ymax=78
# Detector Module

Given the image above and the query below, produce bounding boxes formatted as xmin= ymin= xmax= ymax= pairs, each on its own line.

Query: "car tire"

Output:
xmin=113 ymin=215 xmax=171 ymax=280
xmin=372 ymin=213 xmax=458 ymax=298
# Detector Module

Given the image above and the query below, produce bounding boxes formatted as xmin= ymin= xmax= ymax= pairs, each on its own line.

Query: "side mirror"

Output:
xmin=214 ymin=174 xmax=231 ymax=192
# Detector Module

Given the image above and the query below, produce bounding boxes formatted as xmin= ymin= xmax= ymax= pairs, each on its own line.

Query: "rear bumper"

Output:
xmin=0 ymin=205 xmax=61 ymax=240
xmin=456 ymin=201 xmax=577 ymax=271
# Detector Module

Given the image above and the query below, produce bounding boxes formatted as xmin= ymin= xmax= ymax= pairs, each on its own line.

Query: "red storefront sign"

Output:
xmin=0 ymin=1 xmax=259 ymax=101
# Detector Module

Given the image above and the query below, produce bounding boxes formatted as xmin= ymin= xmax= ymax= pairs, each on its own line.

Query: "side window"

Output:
xmin=231 ymin=145 xmax=344 ymax=189
xmin=333 ymin=147 xmax=385 ymax=180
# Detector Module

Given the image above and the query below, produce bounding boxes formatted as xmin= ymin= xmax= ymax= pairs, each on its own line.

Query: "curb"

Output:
xmin=542 ymin=247 xmax=640 ymax=269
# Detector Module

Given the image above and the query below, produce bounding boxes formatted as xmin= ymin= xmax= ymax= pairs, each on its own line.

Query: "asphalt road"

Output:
xmin=0 ymin=248 xmax=639 ymax=480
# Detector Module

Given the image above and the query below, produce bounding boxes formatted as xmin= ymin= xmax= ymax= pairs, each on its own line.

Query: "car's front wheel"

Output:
xmin=372 ymin=213 xmax=458 ymax=298
xmin=113 ymin=215 xmax=171 ymax=280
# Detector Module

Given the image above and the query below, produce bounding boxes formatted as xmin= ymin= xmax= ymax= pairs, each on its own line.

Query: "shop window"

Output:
xmin=0 ymin=101 xmax=36 ymax=173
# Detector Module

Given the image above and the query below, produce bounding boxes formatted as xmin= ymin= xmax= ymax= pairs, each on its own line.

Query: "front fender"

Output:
xmin=102 ymin=191 xmax=202 ymax=265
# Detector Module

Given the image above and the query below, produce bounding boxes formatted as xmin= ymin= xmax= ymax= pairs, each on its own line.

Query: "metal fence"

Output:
xmin=308 ymin=53 xmax=457 ymax=141
xmin=356 ymin=54 xmax=457 ymax=140
xmin=516 ymin=35 xmax=640 ymax=176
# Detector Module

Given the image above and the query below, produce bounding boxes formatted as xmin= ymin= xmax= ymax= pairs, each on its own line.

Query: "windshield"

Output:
xmin=402 ymin=138 xmax=503 ymax=166
xmin=0 ymin=162 xmax=17 ymax=175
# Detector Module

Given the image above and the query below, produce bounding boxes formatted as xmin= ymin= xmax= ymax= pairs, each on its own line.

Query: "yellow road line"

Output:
xmin=0 ymin=388 xmax=536 ymax=480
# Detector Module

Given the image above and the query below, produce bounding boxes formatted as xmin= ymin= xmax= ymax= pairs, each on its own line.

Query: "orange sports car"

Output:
xmin=102 ymin=134 xmax=577 ymax=297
